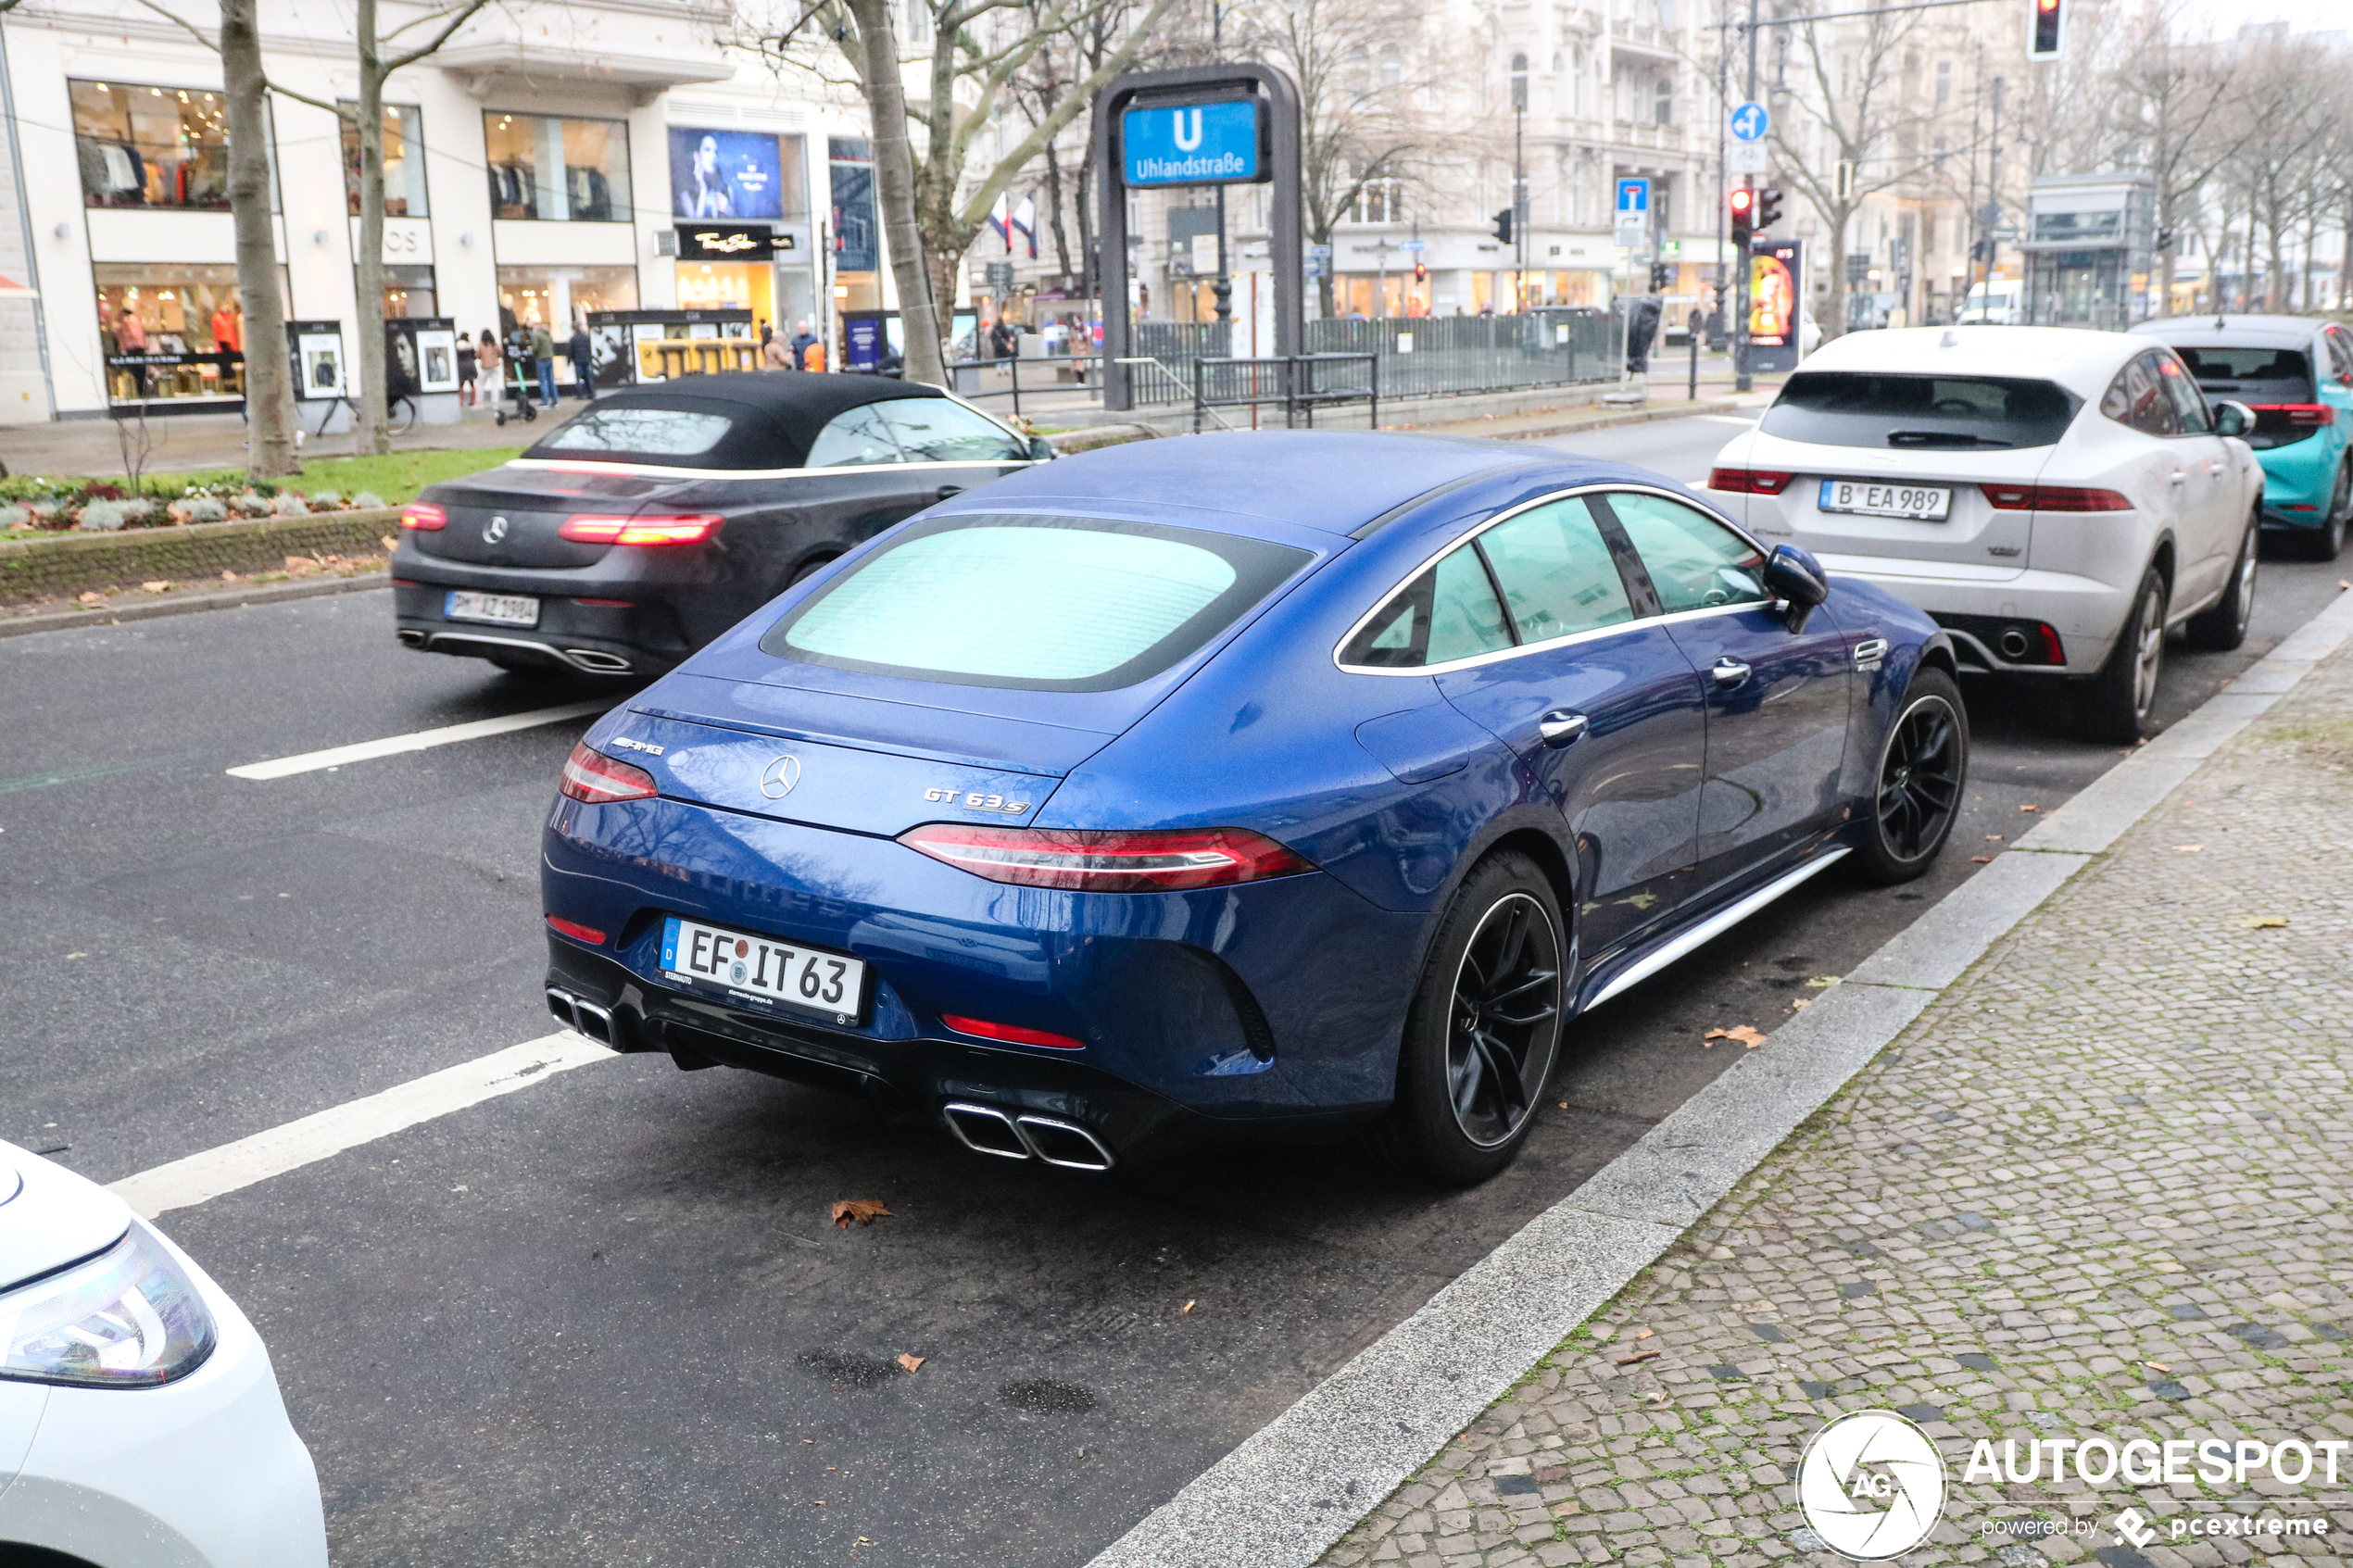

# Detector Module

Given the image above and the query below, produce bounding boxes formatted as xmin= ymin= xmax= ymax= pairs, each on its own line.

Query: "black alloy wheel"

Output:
xmin=1381 ymin=853 xmax=1567 ymax=1184
xmin=2296 ymin=462 xmax=2351 ymax=560
xmin=1853 ymin=666 xmax=1968 ymax=884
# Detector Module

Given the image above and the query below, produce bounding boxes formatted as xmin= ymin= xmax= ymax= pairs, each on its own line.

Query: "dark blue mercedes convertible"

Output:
xmin=539 ymin=432 xmax=1965 ymax=1182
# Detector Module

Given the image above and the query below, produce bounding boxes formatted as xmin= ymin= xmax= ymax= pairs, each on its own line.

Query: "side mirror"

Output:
xmin=2212 ymin=399 xmax=2255 ymax=440
xmin=1027 ymin=434 xmax=1056 ymax=461
xmin=1763 ymin=545 xmax=1830 ymax=633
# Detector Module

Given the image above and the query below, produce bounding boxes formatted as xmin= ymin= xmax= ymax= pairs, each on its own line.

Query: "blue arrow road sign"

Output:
xmin=1399 ymin=239 xmax=1427 ymax=252
xmin=1730 ymin=101 xmax=1769 ymax=142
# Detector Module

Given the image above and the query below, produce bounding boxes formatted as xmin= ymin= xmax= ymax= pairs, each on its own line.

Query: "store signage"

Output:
xmin=1122 ymin=97 xmax=1265 ymax=188
xmin=675 ymin=224 xmax=775 ymax=261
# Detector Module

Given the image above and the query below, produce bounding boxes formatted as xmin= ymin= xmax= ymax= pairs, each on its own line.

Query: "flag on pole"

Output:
xmin=1012 ymin=195 xmax=1038 ymax=259
xmin=988 ymin=193 xmax=1013 ymax=252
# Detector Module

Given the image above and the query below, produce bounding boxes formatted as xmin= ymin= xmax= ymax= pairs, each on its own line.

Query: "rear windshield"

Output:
xmin=537 ymin=406 xmax=734 ymax=457
xmin=2173 ymin=346 xmax=2314 ymax=402
xmin=1760 ymin=372 xmax=2080 ymax=449
xmin=761 ymin=514 xmax=1314 ymax=692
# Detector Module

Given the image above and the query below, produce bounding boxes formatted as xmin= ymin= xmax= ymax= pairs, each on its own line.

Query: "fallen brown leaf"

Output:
xmin=219 ymin=570 xmax=242 ymax=582
xmin=76 ymin=591 xmax=105 ymax=604
xmin=381 ymin=534 xmax=397 ymax=551
xmin=831 ymin=1198 xmax=893 ymax=1228
xmin=896 ymin=1353 xmax=925 ymax=1373
xmin=1970 ymin=855 xmax=1994 ymax=863
xmin=140 ymin=580 xmax=173 ymax=594
xmin=1704 ymin=1025 xmax=1768 ymax=1048
xmin=1181 ymin=1299 xmax=1197 ymax=1313
xmin=1789 ymin=998 xmax=1812 ymax=1010
xmin=1634 ymin=1328 xmax=1654 ymax=1339
xmin=1984 ymin=834 xmax=2004 ymax=842
xmin=2237 ymin=915 xmax=2288 ymax=930
xmin=2019 ymin=803 xmax=2042 ymax=812
xmin=1615 ymin=1348 xmax=1660 ymax=1365
xmin=283 ymin=555 xmax=321 ymax=576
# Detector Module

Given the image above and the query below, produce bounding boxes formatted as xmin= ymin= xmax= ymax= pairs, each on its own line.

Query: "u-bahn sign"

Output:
xmin=1122 ymin=98 xmax=1267 ymax=187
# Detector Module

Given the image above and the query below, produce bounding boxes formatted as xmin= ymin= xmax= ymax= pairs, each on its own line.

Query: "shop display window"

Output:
xmin=484 ymin=113 xmax=632 ymax=222
xmin=95 ymin=263 xmax=258 ymax=404
xmin=71 ymin=80 xmax=254 ymax=210
xmin=342 ymin=103 xmax=428 ymax=216
xmin=497 ymin=266 xmax=640 ymax=336
xmin=383 ymin=264 xmax=438 ymax=319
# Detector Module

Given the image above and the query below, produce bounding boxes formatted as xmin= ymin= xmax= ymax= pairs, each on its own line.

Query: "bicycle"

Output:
xmin=303 ymin=391 xmax=418 ymax=440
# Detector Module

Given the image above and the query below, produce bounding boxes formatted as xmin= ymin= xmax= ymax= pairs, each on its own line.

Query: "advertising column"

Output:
xmin=1748 ymin=236 xmax=1806 ymax=374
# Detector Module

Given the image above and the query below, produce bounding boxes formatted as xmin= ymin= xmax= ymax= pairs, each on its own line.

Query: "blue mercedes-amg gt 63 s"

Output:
xmin=540 ymin=432 xmax=1965 ymax=1182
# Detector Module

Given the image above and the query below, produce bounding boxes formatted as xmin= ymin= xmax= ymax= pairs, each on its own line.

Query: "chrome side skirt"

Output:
xmin=1585 ymin=847 xmax=1852 ymax=1010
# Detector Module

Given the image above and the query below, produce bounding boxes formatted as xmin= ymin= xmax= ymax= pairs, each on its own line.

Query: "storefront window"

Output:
xmin=383 ymin=264 xmax=437 ymax=319
xmin=484 ymin=113 xmax=631 ymax=221
xmin=72 ymin=80 xmax=236 ymax=210
xmin=95 ymin=263 xmax=257 ymax=404
xmin=497 ymin=265 xmax=639 ymax=335
xmin=342 ymin=103 xmax=428 ymax=216
xmin=829 ymin=138 xmax=881 ymax=313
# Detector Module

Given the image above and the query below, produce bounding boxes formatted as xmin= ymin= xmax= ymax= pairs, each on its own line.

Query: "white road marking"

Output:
xmin=225 ymin=699 xmax=608 ymax=781
xmin=108 ymin=1033 xmax=612 ymax=1218
xmin=1695 ymin=414 xmax=1758 ymax=424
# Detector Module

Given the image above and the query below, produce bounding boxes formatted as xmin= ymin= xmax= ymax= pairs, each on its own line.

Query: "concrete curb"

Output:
xmin=1400 ymin=398 xmax=1743 ymax=443
xmin=0 ymin=572 xmax=390 ymax=640
xmin=1085 ymin=582 xmax=2353 ymax=1568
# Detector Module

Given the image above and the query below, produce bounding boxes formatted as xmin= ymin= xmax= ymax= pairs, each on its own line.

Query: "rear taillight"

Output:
xmin=897 ymin=823 xmax=1315 ymax=892
xmin=1982 ymin=483 xmax=2132 ymax=512
xmin=545 ymin=915 xmax=607 ymax=945
xmin=559 ymin=513 xmax=724 ymax=546
xmin=939 ymin=1014 xmax=1086 ymax=1050
xmin=558 ymin=742 xmax=657 ymax=805
xmin=1707 ymin=467 xmax=1795 ymax=495
xmin=2249 ymin=403 xmax=2335 ymax=427
xmin=400 ymin=501 xmax=447 ymax=531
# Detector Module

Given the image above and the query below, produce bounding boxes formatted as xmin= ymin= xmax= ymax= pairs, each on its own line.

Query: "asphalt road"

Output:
xmin=4 ymin=412 xmax=2345 ymax=1568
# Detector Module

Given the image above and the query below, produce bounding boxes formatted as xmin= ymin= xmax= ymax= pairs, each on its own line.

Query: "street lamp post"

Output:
xmin=1512 ymin=56 xmax=1529 ymax=311
xmin=1734 ymin=0 xmax=1759 ymax=393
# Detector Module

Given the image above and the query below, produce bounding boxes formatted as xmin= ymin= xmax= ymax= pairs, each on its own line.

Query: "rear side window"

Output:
xmin=763 ymin=515 xmax=1312 ymax=692
xmin=539 ymin=406 xmax=732 ymax=456
xmin=2101 ymin=354 xmax=2183 ymax=436
xmin=805 ymin=406 xmax=904 ymax=468
xmin=881 ymin=400 xmax=1029 ymax=462
xmin=2157 ymin=354 xmax=2211 ymax=433
xmin=1761 ymin=372 xmax=2078 ymax=449
xmin=1341 ymin=545 xmax=1514 ymax=668
xmin=2173 ymin=345 xmax=2316 ymax=402
xmin=1604 ymin=493 xmax=1768 ymax=615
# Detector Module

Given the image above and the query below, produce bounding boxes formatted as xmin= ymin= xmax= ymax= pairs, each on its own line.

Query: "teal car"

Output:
xmin=2130 ymin=315 xmax=2353 ymax=559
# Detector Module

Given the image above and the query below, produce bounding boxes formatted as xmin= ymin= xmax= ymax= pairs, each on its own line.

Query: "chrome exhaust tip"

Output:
xmin=572 ymin=998 xmax=616 ymax=1047
xmin=396 ymin=628 xmax=427 ymax=647
xmin=1014 ymin=1113 xmax=1116 ymax=1172
xmin=941 ymin=1101 xmax=1031 ymax=1160
xmin=545 ymin=986 xmax=581 ymax=1030
xmin=564 ymin=648 xmax=632 ymax=673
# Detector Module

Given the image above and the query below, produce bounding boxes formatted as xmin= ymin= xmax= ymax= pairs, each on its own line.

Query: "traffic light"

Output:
xmin=2030 ymin=0 xmax=2062 ymax=58
xmin=1755 ymin=188 xmax=1784 ymax=233
xmin=1649 ymin=261 xmax=1674 ymax=292
xmin=1491 ymin=207 xmax=1514 ymax=244
xmin=1414 ymin=260 xmax=1428 ymax=284
xmin=1729 ymin=187 xmax=1755 ymax=245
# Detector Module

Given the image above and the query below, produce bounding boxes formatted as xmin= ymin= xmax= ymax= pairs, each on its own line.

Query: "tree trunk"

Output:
xmin=1823 ymin=206 xmax=1851 ymax=345
xmin=221 ymin=0 xmax=298 ymax=477
xmin=1041 ymin=134 xmax=1073 ymax=287
xmin=845 ymin=0 xmax=944 ymax=385
xmin=352 ymin=0 xmax=388 ymax=456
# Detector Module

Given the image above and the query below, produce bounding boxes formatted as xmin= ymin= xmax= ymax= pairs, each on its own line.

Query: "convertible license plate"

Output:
xmin=444 ymin=590 xmax=540 ymax=626
xmin=1818 ymin=480 xmax=1952 ymax=521
xmin=661 ymin=915 xmax=866 ymax=1024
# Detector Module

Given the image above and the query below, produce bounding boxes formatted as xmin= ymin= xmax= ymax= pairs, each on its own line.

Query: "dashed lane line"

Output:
xmin=107 ymin=1033 xmax=613 ymax=1218
xmin=224 ymin=699 xmax=609 ymax=781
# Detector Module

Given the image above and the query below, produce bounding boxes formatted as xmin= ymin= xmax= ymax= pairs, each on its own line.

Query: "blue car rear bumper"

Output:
xmin=542 ymin=795 xmax=1426 ymax=1160
xmin=2256 ymin=440 xmax=2340 ymax=530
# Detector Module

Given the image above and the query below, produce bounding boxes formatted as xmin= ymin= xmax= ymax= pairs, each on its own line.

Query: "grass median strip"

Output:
xmin=225 ymin=698 xmax=609 ymax=780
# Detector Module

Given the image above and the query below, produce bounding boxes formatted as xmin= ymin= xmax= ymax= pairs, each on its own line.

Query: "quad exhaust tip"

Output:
xmin=940 ymin=1101 xmax=1115 ymax=1172
xmin=546 ymin=986 xmax=616 ymax=1047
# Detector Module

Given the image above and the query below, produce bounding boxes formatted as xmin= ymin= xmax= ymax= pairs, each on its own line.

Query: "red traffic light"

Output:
xmin=1730 ymin=187 xmax=1755 ymax=243
xmin=1730 ymin=189 xmax=1754 ymax=213
xmin=2031 ymin=0 xmax=2062 ymax=56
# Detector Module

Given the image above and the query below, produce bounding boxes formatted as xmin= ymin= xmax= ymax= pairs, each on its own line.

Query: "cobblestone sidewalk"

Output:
xmin=1322 ymin=643 xmax=2353 ymax=1568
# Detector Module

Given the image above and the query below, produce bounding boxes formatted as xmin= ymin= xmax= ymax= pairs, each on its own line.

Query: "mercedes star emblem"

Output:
xmin=484 ymin=514 xmax=510 ymax=544
xmin=759 ymin=754 xmax=803 ymax=799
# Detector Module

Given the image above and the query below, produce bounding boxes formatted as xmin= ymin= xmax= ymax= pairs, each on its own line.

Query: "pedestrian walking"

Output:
xmin=761 ymin=332 xmax=796 ymax=370
xmin=530 ymin=321 xmax=557 ymax=406
xmin=477 ymin=329 xmax=504 ymax=410
xmin=458 ymin=334 xmax=477 ymax=407
xmin=791 ymin=319 xmax=818 ymax=370
xmin=568 ymin=324 xmax=593 ymax=400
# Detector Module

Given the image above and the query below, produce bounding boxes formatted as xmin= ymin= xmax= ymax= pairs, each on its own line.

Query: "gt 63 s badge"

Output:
xmin=1796 ymin=1410 xmax=1948 ymax=1560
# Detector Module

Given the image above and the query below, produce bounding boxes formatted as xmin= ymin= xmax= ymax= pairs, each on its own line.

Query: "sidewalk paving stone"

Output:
xmin=1320 ymin=640 xmax=2353 ymax=1568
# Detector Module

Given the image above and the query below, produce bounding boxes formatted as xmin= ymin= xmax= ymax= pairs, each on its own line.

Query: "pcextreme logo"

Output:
xmin=1797 ymin=1410 xmax=1949 ymax=1561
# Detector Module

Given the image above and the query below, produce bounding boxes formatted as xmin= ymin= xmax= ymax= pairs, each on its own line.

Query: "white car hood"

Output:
xmin=0 ymin=1141 xmax=133 ymax=1293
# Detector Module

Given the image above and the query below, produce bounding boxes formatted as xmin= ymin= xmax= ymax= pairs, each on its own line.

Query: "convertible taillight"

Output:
xmin=1707 ymin=467 xmax=1795 ymax=495
xmin=400 ymin=501 xmax=447 ymax=531
xmin=559 ymin=513 xmax=724 ymax=546
xmin=558 ymin=743 xmax=658 ymax=805
xmin=897 ymin=823 xmax=1315 ymax=892
xmin=1982 ymin=483 xmax=2132 ymax=512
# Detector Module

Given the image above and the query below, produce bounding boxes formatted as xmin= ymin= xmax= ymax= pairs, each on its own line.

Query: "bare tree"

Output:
xmin=758 ymin=0 xmax=1179 ymax=385
xmin=220 ymin=0 xmax=298 ymax=477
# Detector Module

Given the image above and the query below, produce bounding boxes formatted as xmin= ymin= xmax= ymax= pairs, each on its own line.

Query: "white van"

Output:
xmin=1957 ymin=280 xmax=2023 ymax=325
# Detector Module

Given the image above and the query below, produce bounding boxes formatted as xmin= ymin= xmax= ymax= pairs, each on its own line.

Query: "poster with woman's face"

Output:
xmin=670 ymin=129 xmax=794 ymax=220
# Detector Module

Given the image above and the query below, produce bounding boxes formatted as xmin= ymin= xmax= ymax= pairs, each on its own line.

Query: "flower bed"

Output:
xmin=0 ymin=477 xmax=391 ymax=540
xmin=0 ymin=508 xmax=403 ymax=605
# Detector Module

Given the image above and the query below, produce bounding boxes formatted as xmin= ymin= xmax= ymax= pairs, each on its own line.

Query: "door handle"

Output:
xmin=1537 ymin=709 xmax=1590 ymax=747
xmin=2169 ymin=470 xmax=2188 ymax=484
xmin=937 ymin=484 xmax=967 ymax=499
xmin=1711 ymin=658 xmax=1752 ymax=687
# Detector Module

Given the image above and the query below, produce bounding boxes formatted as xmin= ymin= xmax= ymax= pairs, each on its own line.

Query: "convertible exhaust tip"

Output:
xmin=940 ymin=1101 xmax=1116 ymax=1170
xmin=563 ymin=648 xmax=632 ymax=673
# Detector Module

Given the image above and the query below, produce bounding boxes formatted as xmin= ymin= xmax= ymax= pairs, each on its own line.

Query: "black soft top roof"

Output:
xmin=523 ymin=373 xmax=946 ymax=470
